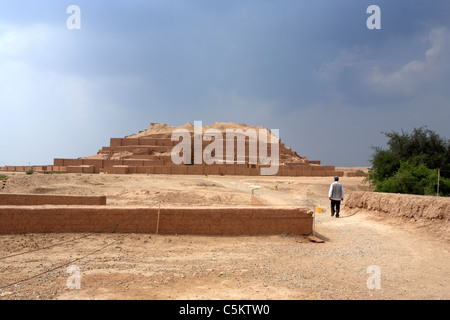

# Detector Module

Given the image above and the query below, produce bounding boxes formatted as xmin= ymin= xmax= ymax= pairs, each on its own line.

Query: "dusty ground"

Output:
xmin=0 ymin=172 xmax=449 ymax=300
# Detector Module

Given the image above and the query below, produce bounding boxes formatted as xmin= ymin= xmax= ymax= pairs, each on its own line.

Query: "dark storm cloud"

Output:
xmin=0 ymin=1 xmax=449 ymax=166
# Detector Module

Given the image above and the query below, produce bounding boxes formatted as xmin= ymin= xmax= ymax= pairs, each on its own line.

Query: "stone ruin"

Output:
xmin=1 ymin=122 xmax=346 ymax=177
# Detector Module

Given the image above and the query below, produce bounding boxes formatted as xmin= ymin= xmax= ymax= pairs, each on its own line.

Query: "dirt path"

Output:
xmin=0 ymin=173 xmax=448 ymax=300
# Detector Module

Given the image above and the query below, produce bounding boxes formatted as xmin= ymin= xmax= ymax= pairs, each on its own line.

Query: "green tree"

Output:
xmin=375 ymin=162 xmax=445 ymax=195
xmin=368 ymin=127 xmax=450 ymax=196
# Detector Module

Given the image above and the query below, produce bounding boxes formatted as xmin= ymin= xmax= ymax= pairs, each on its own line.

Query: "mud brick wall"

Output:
xmin=0 ymin=166 xmax=53 ymax=173
xmin=44 ymin=133 xmax=345 ymax=177
xmin=345 ymin=191 xmax=450 ymax=221
xmin=67 ymin=165 xmax=96 ymax=174
xmin=2 ymin=163 xmax=344 ymax=177
xmin=0 ymin=207 xmax=313 ymax=235
xmin=345 ymin=171 xmax=368 ymax=177
xmin=0 ymin=194 xmax=107 ymax=206
xmin=105 ymin=166 xmax=129 ymax=174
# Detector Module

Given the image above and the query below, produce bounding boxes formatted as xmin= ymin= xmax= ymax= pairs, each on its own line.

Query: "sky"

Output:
xmin=0 ymin=0 xmax=449 ymax=167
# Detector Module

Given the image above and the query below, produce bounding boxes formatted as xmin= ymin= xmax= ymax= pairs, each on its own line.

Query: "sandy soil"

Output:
xmin=0 ymin=173 xmax=448 ymax=300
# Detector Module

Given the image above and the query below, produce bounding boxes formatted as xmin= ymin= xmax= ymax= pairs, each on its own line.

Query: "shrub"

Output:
xmin=368 ymin=127 xmax=450 ymax=196
xmin=374 ymin=161 xmax=447 ymax=196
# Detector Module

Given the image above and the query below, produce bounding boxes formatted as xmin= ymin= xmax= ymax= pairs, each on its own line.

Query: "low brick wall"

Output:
xmin=345 ymin=191 xmax=450 ymax=221
xmin=0 ymin=206 xmax=313 ymax=235
xmin=345 ymin=171 xmax=368 ymax=177
xmin=0 ymin=194 xmax=107 ymax=206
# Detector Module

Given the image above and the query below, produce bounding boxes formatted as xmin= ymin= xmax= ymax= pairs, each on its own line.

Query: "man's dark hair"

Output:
xmin=334 ymin=176 xmax=339 ymax=181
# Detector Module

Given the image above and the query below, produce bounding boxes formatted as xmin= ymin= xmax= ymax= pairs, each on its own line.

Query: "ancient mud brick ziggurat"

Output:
xmin=1 ymin=123 xmax=348 ymax=177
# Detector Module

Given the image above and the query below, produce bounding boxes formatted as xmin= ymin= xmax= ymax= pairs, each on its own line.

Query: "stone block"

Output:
xmin=104 ymin=160 xmax=123 ymax=167
xmin=122 ymin=138 xmax=140 ymax=146
xmin=226 ymin=167 xmax=235 ymax=175
xmin=53 ymin=159 xmax=64 ymax=166
xmin=82 ymin=166 xmax=95 ymax=174
xmin=161 ymin=167 xmax=171 ymax=174
xmin=171 ymin=166 xmax=187 ymax=175
xmin=64 ymin=159 xmax=83 ymax=166
xmin=156 ymin=139 xmax=173 ymax=147
xmin=110 ymin=138 xmax=122 ymax=147
xmin=123 ymin=160 xmax=144 ymax=167
xmin=67 ymin=166 xmax=83 ymax=173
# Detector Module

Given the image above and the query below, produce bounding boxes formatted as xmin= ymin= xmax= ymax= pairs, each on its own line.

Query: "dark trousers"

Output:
xmin=331 ymin=200 xmax=341 ymax=217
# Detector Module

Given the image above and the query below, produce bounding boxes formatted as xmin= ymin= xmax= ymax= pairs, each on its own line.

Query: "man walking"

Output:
xmin=328 ymin=176 xmax=344 ymax=218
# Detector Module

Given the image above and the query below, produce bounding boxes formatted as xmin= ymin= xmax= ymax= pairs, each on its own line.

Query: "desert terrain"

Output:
xmin=0 ymin=172 xmax=449 ymax=300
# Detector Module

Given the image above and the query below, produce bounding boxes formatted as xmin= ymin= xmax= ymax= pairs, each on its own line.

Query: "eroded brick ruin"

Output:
xmin=1 ymin=122 xmax=349 ymax=177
